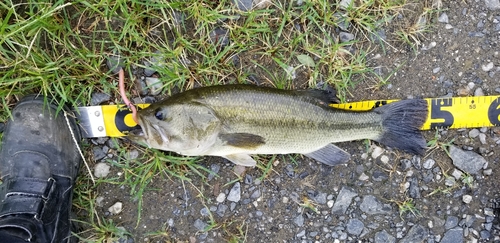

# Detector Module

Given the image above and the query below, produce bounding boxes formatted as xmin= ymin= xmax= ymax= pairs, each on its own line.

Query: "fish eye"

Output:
xmin=154 ymin=109 xmax=164 ymax=120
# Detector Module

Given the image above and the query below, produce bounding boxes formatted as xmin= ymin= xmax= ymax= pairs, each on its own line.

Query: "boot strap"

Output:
xmin=0 ymin=177 xmax=56 ymax=219
xmin=0 ymin=217 xmax=38 ymax=241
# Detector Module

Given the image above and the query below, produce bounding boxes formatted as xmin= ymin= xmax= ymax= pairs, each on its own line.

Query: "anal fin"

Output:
xmin=304 ymin=144 xmax=351 ymax=166
xmin=223 ymin=154 xmax=257 ymax=167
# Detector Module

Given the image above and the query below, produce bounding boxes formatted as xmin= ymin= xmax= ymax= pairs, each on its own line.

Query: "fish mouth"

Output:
xmin=151 ymin=124 xmax=169 ymax=143
xmin=128 ymin=116 xmax=150 ymax=146
xmin=129 ymin=116 xmax=147 ymax=137
xmin=129 ymin=126 xmax=145 ymax=137
xmin=128 ymin=116 xmax=169 ymax=145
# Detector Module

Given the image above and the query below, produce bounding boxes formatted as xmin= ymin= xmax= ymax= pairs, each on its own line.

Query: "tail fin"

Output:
xmin=374 ymin=99 xmax=428 ymax=155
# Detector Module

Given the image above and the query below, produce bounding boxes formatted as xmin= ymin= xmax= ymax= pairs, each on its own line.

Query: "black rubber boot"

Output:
xmin=0 ymin=95 xmax=82 ymax=243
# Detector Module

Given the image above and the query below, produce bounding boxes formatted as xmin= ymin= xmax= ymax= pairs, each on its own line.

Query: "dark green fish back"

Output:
xmin=185 ymin=84 xmax=379 ymax=132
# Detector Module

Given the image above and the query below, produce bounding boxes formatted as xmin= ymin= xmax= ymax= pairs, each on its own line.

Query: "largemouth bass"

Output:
xmin=129 ymin=84 xmax=428 ymax=166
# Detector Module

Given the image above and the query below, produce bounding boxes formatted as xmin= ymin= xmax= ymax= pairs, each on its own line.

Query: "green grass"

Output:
xmin=395 ymin=198 xmax=421 ymax=219
xmin=0 ymin=0 xmax=422 ymax=109
xmin=0 ymin=0 xmax=438 ymax=240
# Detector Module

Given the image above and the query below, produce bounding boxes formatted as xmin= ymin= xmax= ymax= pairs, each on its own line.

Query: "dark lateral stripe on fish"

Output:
xmin=221 ymin=110 xmax=381 ymax=131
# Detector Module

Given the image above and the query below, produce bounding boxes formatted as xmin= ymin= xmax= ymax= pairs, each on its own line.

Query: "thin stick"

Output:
xmin=64 ymin=111 xmax=95 ymax=185
xmin=118 ymin=68 xmax=139 ymax=125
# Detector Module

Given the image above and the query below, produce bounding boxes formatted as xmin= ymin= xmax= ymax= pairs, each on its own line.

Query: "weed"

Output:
xmin=391 ymin=197 xmax=421 ymax=219
xmin=426 ymin=130 xmax=454 ymax=158
xmin=299 ymin=196 xmax=319 ymax=214
xmin=369 ymin=60 xmax=406 ymax=90
xmin=255 ymin=155 xmax=279 ymax=182
xmin=222 ymin=219 xmax=248 ymax=243
xmin=461 ymin=173 xmax=475 ymax=188
xmin=395 ymin=2 xmax=441 ymax=54
xmin=144 ymin=223 xmax=170 ymax=240
xmin=426 ymin=172 xmax=475 ymax=198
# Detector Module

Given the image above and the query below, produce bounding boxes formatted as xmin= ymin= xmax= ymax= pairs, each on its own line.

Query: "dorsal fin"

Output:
xmin=294 ymin=89 xmax=339 ymax=105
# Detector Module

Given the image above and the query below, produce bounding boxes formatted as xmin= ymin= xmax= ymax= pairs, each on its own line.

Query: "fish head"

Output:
xmin=128 ymin=101 xmax=221 ymax=155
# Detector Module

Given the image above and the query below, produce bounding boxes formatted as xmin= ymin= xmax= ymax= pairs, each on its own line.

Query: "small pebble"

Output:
xmin=108 ymin=202 xmax=123 ymax=214
xmin=474 ymin=88 xmax=484 ymax=97
xmin=482 ymin=62 xmax=494 ymax=72
xmin=371 ymin=146 xmax=384 ymax=159
xmin=227 ymin=182 xmax=241 ymax=202
xmin=463 ymin=195 xmax=472 ymax=204
xmin=469 ymin=129 xmax=480 ymax=138
xmin=294 ymin=215 xmax=304 ymax=227
xmin=216 ymin=193 xmax=226 ymax=203
xmin=438 ymin=13 xmax=449 ymax=23
xmin=96 ymin=196 xmax=105 ymax=207
xmin=327 ymin=200 xmax=334 ymax=208
xmin=478 ymin=133 xmax=487 ymax=144
xmin=423 ymin=159 xmax=435 ymax=169
xmin=285 ymin=66 xmax=297 ymax=80
xmin=233 ymin=165 xmax=246 ymax=177
xmin=339 ymin=32 xmax=355 ymax=42
xmin=282 ymin=197 xmax=289 ymax=204
xmin=194 ymin=219 xmax=208 ymax=231
xmin=484 ymin=208 xmax=495 ymax=217
xmin=380 ymin=155 xmax=389 ymax=164
xmin=144 ymin=77 xmax=163 ymax=96
xmin=106 ymin=53 xmax=124 ymax=74
xmin=200 ymin=207 xmax=210 ymax=217
xmin=253 ymin=0 xmax=272 ymax=9
xmin=91 ymin=92 xmax=111 ymax=106
xmin=483 ymin=168 xmax=493 ymax=176
xmin=468 ymin=82 xmax=475 ymax=90
xmin=457 ymin=88 xmax=470 ymax=96
xmin=451 ymin=169 xmax=463 ymax=180
xmin=480 ymin=230 xmax=491 ymax=239
xmin=94 ymin=162 xmax=111 ymax=178
xmin=232 ymin=0 xmax=252 ymax=11
xmin=126 ymin=149 xmax=140 ymax=160
xmin=359 ymin=173 xmax=369 ymax=181
xmin=92 ymin=147 xmax=106 ymax=161
xmin=445 ymin=177 xmax=456 ymax=186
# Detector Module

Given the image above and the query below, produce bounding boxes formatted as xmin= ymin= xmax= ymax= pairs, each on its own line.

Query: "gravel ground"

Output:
xmin=86 ymin=1 xmax=500 ymax=242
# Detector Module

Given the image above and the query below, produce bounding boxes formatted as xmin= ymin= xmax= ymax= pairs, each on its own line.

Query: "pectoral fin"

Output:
xmin=304 ymin=144 xmax=351 ymax=166
xmin=219 ymin=133 xmax=266 ymax=149
xmin=223 ymin=154 xmax=257 ymax=167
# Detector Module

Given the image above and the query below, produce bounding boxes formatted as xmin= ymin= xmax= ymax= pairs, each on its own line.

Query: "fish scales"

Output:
xmin=189 ymin=86 xmax=382 ymax=154
xmin=129 ymin=84 xmax=428 ymax=166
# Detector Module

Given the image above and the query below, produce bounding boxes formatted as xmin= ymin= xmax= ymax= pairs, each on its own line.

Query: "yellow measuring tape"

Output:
xmin=332 ymin=95 xmax=500 ymax=130
xmin=76 ymin=96 xmax=500 ymax=138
